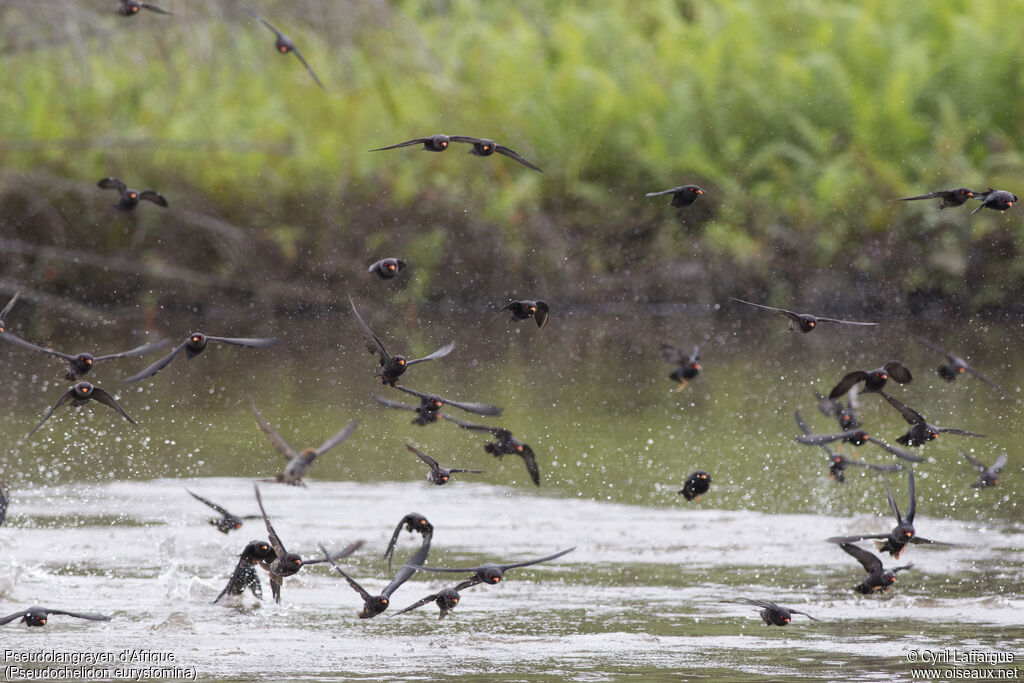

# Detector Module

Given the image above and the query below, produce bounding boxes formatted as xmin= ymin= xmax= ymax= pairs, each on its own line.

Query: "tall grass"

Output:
xmin=1 ymin=0 xmax=1022 ymax=313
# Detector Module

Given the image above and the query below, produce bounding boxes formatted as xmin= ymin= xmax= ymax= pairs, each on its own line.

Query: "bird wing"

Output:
xmin=659 ymin=342 xmax=688 ymax=364
xmin=961 ymin=363 xmax=1018 ymax=401
xmin=794 ymin=411 xmax=811 ymax=435
xmin=289 ymin=46 xmax=326 ymax=90
xmin=349 ymin=297 xmax=389 ymax=360
xmin=866 ymin=437 xmax=926 ymax=463
xmin=303 ymin=540 xmax=364 ymax=565
xmin=0 ymin=610 xmax=26 ymax=625
xmin=935 ymin=427 xmax=986 ymax=437
xmin=838 ymin=542 xmax=883 ymax=574
xmin=499 ymin=546 xmax=575 ymax=571
xmin=389 ymin=591 xmax=443 ymax=617
xmin=448 ymin=135 xmax=487 ymax=145
xmin=990 ymin=452 xmax=1008 ymax=475
xmin=908 ymin=537 xmax=957 ymax=547
xmin=959 ymin=449 xmax=987 ymax=472
xmin=519 ymin=445 xmax=541 ymax=486
xmin=1 ymin=333 xmax=73 ymax=360
xmin=788 ymin=608 xmax=820 ymax=622
xmin=407 ymin=444 xmax=440 ymax=470
xmin=883 ymin=477 xmax=903 ymax=525
xmin=826 ymin=534 xmax=891 ymax=543
xmin=906 ymin=469 xmax=916 ymax=523
xmin=204 ymin=336 xmax=280 ymax=348
xmin=27 ymin=387 xmax=77 ymax=437
xmin=137 ymin=190 xmax=168 ymax=206
xmin=440 ymin=413 xmax=503 ymax=436
xmin=845 ymin=459 xmax=904 ymax=473
xmin=383 ymin=517 xmax=408 ymax=571
xmin=253 ymin=485 xmax=287 ymax=556
xmin=382 ymin=543 xmax=430 ymax=598
xmin=533 ymin=301 xmax=550 ymax=329
xmin=645 ymin=187 xmax=683 ymax=197
xmin=370 ymin=137 xmax=435 ymax=152
xmin=828 ymin=371 xmax=869 ymax=399
xmin=140 ymin=2 xmax=173 ymax=14
xmin=438 ymin=396 xmax=502 ymax=416
xmin=93 ymin=338 xmax=172 ymax=362
xmin=121 ymin=339 xmax=188 ymax=382
xmin=316 ymin=419 xmax=359 ymax=455
xmin=317 ymin=545 xmax=374 ymax=601
xmin=371 ymin=394 xmax=417 ymax=412
xmin=814 ymin=317 xmax=877 ymax=327
xmin=41 ymin=608 xmax=112 ymax=621
xmin=0 ymin=291 xmax=19 ymax=319
xmin=448 ymin=468 xmax=484 ymax=474
xmin=405 ymin=341 xmax=456 ymax=366
xmin=730 ymin=297 xmax=798 ymax=322
xmin=896 ymin=192 xmax=943 ymax=201
xmin=882 ymin=362 xmax=913 ymax=384
xmin=494 ymin=144 xmax=543 ymax=172
xmin=97 ymin=177 xmax=127 ymax=193
xmin=910 ymin=334 xmax=949 ymax=358
xmin=186 ymin=489 xmax=231 ymax=517
xmin=240 ymin=5 xmax=284 ymax=39
xmin=726 ymin=597 xmax=774 ymax=610
xmin=879 ymin=392 xmax=926 ymax=426
xmin=251 ymin=404 xmax=300 ymax=462
xmin=795 ymin=430 xmax=863 ymax=446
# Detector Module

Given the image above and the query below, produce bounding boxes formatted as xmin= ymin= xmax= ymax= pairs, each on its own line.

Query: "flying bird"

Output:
xmin=252 ymin=404 xmax=358 ymax=486
xmin=0 ymin=291 xmax=20 ymax=333
xmin=912 ymin=335 xmax=1018 ymax=402
xmin=442 ymin=415 xmax=540 ymax=486
xmin=0 ymin=479 xmax=8 ymax=527
xmin=816 ymin=386 xmax=859 ymax=432
xmin=28 ymin=381 xmax=135 ymax=437
xmin=383 ymin=512 xmax=433 ymax=571
xmin=971 ymin=188 xmax=1017 ymax=215
xmin=678 ymin=471 xmax=711 ymax=501
xmin=349 ymin=297 xmax=454 ymax=386
xmin=486 ymin=300 xmax=550 ymax=331
xmin=186 ymin=489 xmax=261 ymax=534
xmin=827 ymin=469 xmax=955 ymax=558
xmin=895 ymin=188 xmax=979 ymax=209
xmin=660 ymin=342 xmax=701 ymax=390
xmin=827 ymin=361 xmax=912 ymax=399
xmin=390 ymin=580 xmax=480 ymax=620
xmin=448 ymin=136 xmax=543 ymax=172
xmin=407 ymin=444 xmax=483 ymax=485
xmin=724 ymin=598 xmax=818 ymax=626
xmin=241 ymin=6 xmax=325 ymax=89
xmin=879 ymin=392 xmax=985 ymax=447
xmin=837 ymin=542 xmax=912 ymax=594
xmin=319 ymin=542 xmax=429 ymax=619
xmin=115 ymin=1 xmax=173 ymax=17
xmin=645 ymin=184 xmax=704 ymax=208
xmin=97 ymin=177 xmax=168 ymax=211
xmin=212 ymin=540 xmax=276 ymax=603
xmin=122 ymin=332 xmax=279 ymax=383
xmin=794 ymin=411 xmax=905 ymax=483
xmin=373 ymin=386 xmax=500 ymax=427
xmin=730 ymin=297 xmax=878 ymax=334
xmin=368 ymin=258 xmax=406 ymax=279
xmin=0 ymin=606 xmax=111 ymax=627
xmin=960 ymin=450 xmax=1007 ymax=489
xmin=1 ymin=335 xmax=169 ymax=381
xmin=370 ymin=134 xmax=452 ymax=153
xmin=406 ymin=546 xmax=575 ymax=586
xmin=793 ymin=423 xmax=924 ymax=464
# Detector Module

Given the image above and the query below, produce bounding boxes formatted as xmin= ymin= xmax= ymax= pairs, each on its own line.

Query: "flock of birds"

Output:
xmin=0 ymin=2 xmax=1018 ymax=634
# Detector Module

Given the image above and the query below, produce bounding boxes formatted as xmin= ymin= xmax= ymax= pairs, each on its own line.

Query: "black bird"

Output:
xmin=678 ymin=471 xmax=711 ymax=501
xmin=395 ymin=386 xmax=502 ymax=419
xmin=319 ymin=543 xmax=429 ymax=619
xmin=896 ymin=188 xmax=979 ymax=209
xmin=960 ymin=450 xmax=1007 ymax=489
xmin=816 ymin=386 xmax=859 ymax=431
xmin=880 ymin=392 xmax=985 ymax=447
xmin=251 ymin=485 xmax=363 ymax=603
xmin=827 ymin=469 xmax=954 ymax=558
xmin=372 ymin=394 xmax=445 ymax=425
xmin=795 ymin=411 xmax=905 ymax=483
xmin=827 ymin=361 xmax=912 ymax=399
xmin=252 ymin=404 xmax=358 ymax=486
xmin=407 ymin=444 xmax=483 ymax=485
xmin=383 ymin=512 xmax=434 ymax=571
xmin=837 ymin=542 xmax=912 ymax=594
xmin=912 ymin=335 xmax=1018 ymax=402
xmin=660 ymin=342 xmax=701 ymax=390
xmin=349 ymin=297 xmax=455 ymax=386
xmin=486 ymin=300 xmax=550 ymax=331
xmin=122 ymin=332 xmax=279 ymax=383
xmin=368 ymin=258 xmax=406 ymax=279
xmin=1 ymin=335 xmax=169 ymax=381
xmin=731 ymin=297 xmax=878 ymax=333
xmin=442 ymin=415 xmax=540 ymax=486
xmin=212 ymin=540 xmax=275 ymax=603
xmin=97 ymin=177 xmax=168 ymax=211
xmin=28 ymin=381 xmax=135 ymax=437
xmin=0 ymin=606 xmax=111 ymax=627
xmin=115 ymin=1 xmax=172 ymax=17
xmin=794 ymin=425 xmax=925 ymax=464
xmin=390 ymin=580 xmax=480 ymax=620
xmin=370 ymin=134 xmax=452 ymax=153
xmin=645 ymin=184 xmax=704 ymax=208
xmin=407 ymin=546 xmax=575 ymax=585
xmin=971 ymin=188 xmax=1017 ymax=215
xmin=241 ymin=6 xmax=325 ymax=89
xmin=725 ymin=598 xmax=818 ymax=626
xmin=0 ymin=479 xmax=8 ymax=527
xmin=0 ymin=290 xmax=20 ymax=333
xmin=186 ymin=489 xmax=260 ymax=534
xmin=448 ymin=136 xmax=543 ymax=172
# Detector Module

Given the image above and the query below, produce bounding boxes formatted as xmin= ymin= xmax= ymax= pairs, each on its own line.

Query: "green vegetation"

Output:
xmin=1 ymin=0 xmax=1022 ymax=313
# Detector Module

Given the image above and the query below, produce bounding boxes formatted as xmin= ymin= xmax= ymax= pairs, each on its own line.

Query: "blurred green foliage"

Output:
xmin=0 ymin=0 xmax=1022 ymax=314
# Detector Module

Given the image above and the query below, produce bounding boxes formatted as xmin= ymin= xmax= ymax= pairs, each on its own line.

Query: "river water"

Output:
xmin=0 ymin=313 xmax=1022 ymax=681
